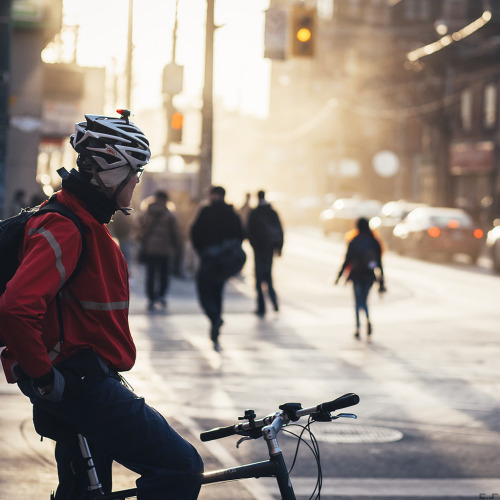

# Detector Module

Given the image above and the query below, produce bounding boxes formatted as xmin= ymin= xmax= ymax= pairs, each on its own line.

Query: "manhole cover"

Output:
xmin=307 ymin=424 xmax=403 ymax=444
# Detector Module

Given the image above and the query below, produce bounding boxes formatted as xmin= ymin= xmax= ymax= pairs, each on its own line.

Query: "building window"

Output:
xmin=442 ymin=0 xmax=467 ymax=23
xmin=404 ymin=0 xmax=417 ymax=20
xmin=318 ymin=0 xmax=334 ymax=20
xmin=367 ymin=0 xmax=386 ymax=24
xmin=419 ymin=0 xmax=431 ymax=21
xmin=483 ymin=83 xmax=497 ymax=129
xmin=460 ymin=88 xmax=473 ymax=132
xmin=348 ymin=0 xmax=361 ymax=18
xmin=404 ymin=0 xmax=431 ymax=21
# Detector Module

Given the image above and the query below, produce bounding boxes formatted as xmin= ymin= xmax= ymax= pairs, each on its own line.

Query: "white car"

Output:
xmin=486 ymin=224 xmax=500 ymax=272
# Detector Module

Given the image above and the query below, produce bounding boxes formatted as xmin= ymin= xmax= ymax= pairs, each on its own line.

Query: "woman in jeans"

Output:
xmin=335 ymin=217 xmax=386 ymax=339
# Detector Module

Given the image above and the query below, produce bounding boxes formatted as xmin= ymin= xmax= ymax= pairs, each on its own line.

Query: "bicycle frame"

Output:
xmin=75 ymin=412 xmax=297 ymax=500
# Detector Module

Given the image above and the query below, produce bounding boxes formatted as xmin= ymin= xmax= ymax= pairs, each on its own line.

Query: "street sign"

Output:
xmin=162 ymin=63 xmax=184 ymax=96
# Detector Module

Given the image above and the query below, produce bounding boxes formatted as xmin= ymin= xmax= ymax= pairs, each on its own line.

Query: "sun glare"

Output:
xmin=44 ymin=0 xmax=270 ymax=117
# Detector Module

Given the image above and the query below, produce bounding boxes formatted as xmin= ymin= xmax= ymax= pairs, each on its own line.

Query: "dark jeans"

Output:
xmin=254 ymin=249 xmax=278 ymax=314
xmin=18 ymin=374 xmax=203 ymax=500
xmin=195 ymin=260 xmax=225 ymax=326
xmin=352 ymin=281 xmax=373 ymax=328
xmin=145 ymin=256 xmax=170 ymax=303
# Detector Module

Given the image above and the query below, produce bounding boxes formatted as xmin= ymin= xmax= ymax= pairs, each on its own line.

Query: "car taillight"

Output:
xmin=474 ymin=228 xmax=484 ymax=239
xmin=428 ymin=226 xmax=440 ymax=238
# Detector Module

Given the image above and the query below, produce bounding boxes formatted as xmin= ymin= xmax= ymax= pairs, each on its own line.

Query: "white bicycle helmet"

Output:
xmin=71 ymin=109 xmax=150 ymax=182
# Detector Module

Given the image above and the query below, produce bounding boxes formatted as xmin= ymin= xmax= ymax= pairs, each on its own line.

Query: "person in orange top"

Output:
xmin=344 ymin=226 xmax=386 ymax=254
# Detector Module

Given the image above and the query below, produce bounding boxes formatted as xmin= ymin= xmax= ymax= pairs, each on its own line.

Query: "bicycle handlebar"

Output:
xmin=309 ymin=392 xmax=359 ymax=415
xmin=200 ymin=393 xmax=359 ymax=442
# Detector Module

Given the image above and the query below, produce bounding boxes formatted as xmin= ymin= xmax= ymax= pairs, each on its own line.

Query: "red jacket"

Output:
xmin=0 ymin=189 xmax=136 ymax=383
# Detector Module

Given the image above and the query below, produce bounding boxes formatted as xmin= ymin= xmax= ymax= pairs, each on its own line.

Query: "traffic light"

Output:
xmin=291 ymin=6 xmax=315 ymax=57
xmin=169 ymin=110 xmax=183 ymax=143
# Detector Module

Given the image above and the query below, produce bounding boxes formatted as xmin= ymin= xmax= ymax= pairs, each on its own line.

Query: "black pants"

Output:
xmin=145 ymin=256 xmax=170 ymax=303
xmin=195 ymin=260 xmax=226 ymax=326
xmin=18 ymin=352 xmax=203 ymax=500
xmin=254 ymin=249 xmax=278 ymax=314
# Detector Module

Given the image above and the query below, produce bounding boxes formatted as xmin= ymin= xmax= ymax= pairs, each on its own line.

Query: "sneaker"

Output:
xmin=254 ymin=310 xmax=265 ymax=318
xmin=213 ymin=340 xmax=221 ymax=352
xmin=367 ymin=322 xmax=372 ymax=336
xmin=354 ymin=330 xmax=360 ymax=340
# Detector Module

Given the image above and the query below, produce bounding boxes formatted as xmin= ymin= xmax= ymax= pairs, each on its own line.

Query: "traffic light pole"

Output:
xmin=0 ymin=0 xmax=12 ymax=219
xmin=163 ymin=0 xmax=181 ymax=167
xmin=198 ymin=0 xmax=214 ymax=200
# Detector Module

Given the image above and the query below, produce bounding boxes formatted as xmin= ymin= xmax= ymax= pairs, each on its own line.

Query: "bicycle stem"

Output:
xmin=262 ymin=412 xmax=285 ymax=456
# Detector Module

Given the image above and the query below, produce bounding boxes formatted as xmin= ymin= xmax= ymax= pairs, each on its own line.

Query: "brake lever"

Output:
xmin=333 ymin=412 xmax=357 ymax=420
xmin=236 ymin=436 xmax=252 ymax=448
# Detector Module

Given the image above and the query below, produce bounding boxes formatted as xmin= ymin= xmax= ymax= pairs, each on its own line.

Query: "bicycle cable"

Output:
xmin=282 ymin=416 xmax=323 ymax=499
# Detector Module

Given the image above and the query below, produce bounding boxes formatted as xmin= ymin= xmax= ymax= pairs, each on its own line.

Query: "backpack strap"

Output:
xmin=36 ymin=196 xmax=86 ymax=287
xmin=33 ymin=196 xmax=86 ymax=344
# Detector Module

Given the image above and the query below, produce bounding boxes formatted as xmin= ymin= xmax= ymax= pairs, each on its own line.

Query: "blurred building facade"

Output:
xmin=3 ymin=0 xmax=104 ymax=217
xmin=228 ymin=0 xmax=500 ymax=227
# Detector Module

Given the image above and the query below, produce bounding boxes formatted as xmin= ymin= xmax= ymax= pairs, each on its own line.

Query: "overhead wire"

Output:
xmin=267 ymin=1 xmax=496 ymax=142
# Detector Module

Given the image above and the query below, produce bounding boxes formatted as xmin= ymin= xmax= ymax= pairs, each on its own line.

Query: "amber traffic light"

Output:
xmin=170 ymin=111 xmax=183 ymax=143
xmin=291 ymin=6 xmax=315 ymax=57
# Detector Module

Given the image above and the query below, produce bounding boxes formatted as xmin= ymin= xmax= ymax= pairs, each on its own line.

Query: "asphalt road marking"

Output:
xmin=311 ymin=423 xmax=404 ymax=443
xmin=260 ymin=477 xmax=500 ymax=497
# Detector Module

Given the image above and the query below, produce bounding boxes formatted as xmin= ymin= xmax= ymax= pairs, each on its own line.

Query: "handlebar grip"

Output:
xmin=200 ymin=424 xmax=237 ymax=442
xmin=319 ymin=393 xmax=359 ymax=413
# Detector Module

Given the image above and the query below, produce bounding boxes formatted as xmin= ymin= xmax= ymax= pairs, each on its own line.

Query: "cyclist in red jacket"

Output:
xmin=0 ymin=111 xmax=203 ymax=499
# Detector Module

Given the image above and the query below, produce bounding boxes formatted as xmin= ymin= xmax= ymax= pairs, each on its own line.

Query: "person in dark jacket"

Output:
xmin=138 ymin=190 xmax=180 ymax=311
xmin=190 ymin=186 xmax=244 ymax=350
xmin=335 ymin=217 xmax=386 ymax=339
xmin=0 ymin=111 xmax=203 ymax=499
xmin=247 ymin=190 xmax=284 ymax=317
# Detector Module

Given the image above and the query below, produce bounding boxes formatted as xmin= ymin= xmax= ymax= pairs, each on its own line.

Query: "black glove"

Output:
xmin=32 ymin=367 xmax=66 ymax=401
xmin=33 ymin=369 xmax=55 ymax=396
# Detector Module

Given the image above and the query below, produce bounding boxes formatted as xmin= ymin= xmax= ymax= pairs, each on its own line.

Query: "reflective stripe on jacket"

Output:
xmin=0 ymin=189 xmax=135 ymax=383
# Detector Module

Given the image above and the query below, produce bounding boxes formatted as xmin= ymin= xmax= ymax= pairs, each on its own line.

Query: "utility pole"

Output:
xmin=126 ymin=0 xmax=133 ymax=109
xmin=0 ymin=0 xmax=12 ymax=219
xmin=198 ymin=0 xmax=214 ymax=200
xmin=162 ymin=0 xmax=181 ymax=167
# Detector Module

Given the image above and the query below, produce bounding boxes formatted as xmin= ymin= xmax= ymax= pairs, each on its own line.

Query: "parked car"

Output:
xmin=486 ymin=224 xmax=500 ymax=272
xmin=320 ymin=198 xmax=382 ymax=235
xmin=370 ymin=200 xmax=427 ymax=248
xmin=392 ymin=206 xmax=485 ymax=262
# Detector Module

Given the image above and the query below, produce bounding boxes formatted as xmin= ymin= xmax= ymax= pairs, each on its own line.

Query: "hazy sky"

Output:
xmin=45 ymin=0 xmax=271 ymax=117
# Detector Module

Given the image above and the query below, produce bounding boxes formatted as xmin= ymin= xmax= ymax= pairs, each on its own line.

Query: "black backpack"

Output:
xmin=0 ymin=196 xmax=85 ymax=346
xmin=351 ymin=236 xmax=378 ymax=272
xmin=202 ymin=238 xmax=247 ymax=282
xmin=262 ymin=216 xmax=283 ymax=248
